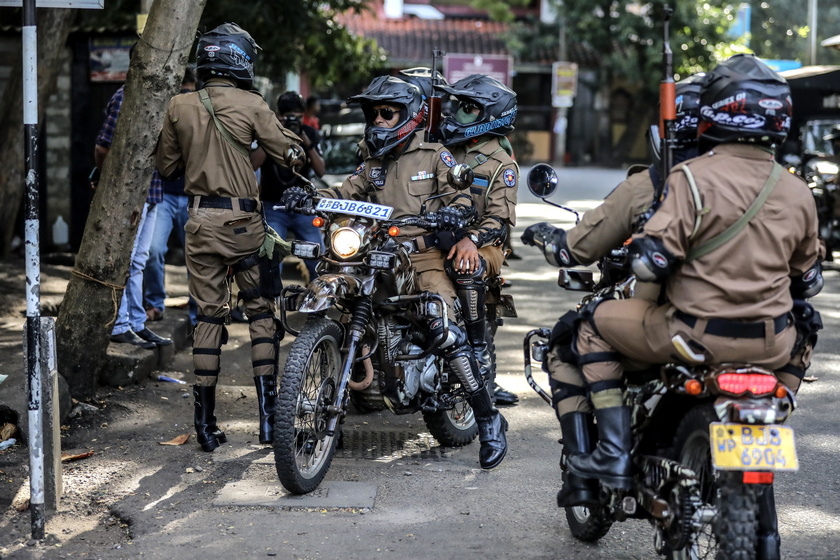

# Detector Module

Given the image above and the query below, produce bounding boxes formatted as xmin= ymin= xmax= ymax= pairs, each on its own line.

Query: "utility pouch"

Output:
xmin=549 ymin=310 xmax=582 ymax=365
xmin=790 ymin=299 xmax=823 ymax=357
xmin=259 ymin=250 xmax=284 ymax=299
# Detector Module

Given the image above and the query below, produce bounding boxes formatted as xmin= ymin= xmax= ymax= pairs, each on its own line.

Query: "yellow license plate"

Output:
xmin=709 ymin=423 xmax=798 ymax=471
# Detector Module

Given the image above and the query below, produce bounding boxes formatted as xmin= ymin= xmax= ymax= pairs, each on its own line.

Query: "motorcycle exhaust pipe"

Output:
xmin=348 ymin=344 xmax=375 ymax=391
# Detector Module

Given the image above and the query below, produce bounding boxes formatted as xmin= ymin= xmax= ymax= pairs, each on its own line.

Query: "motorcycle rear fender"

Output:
xmin=297 ymin=273 xmax=376 ymax=313
xmin=713 ymin=396 xmax=792 ymax=425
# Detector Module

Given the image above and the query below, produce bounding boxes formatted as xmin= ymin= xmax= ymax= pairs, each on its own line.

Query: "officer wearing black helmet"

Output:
xmin=521 ymin=74 xmax=706 ymax=507
xmin=156 ymin=23 xmax=304 ymax=453
xmin=557 ymin=54 xmax=821 ymax=559
xmin=282 ymin=75 xmax=509 ymax=470
xmin=435 ymin=73 xmax=520 ymax=407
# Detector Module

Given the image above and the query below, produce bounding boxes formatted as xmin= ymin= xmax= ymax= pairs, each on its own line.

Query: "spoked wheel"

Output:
xmin=668 ymin=405 xmax=758 ymax=560
xmin=565 ymin=503 xmax=613 ymax=542
xmin=422 ymin=390 xmax=478 ymax=447
xmin=274 ymin=316 xmax=343 ymax=495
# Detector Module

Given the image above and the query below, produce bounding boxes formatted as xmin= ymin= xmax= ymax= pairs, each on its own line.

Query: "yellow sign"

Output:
xmin=136 ymin=13 xmax=148 ymax=35
xmin=710 ymin=422 xmax=798 ymax=471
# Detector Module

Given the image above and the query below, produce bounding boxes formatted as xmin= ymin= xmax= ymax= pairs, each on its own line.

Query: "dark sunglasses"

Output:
xmin=371 ymin=107 xmax=398 ymax=120
xmin=459 ymin=101 xmax=480 ymax=114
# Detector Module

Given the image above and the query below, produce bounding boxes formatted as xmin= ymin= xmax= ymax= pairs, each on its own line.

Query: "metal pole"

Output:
xmin=808 ymin=0 xmax=818 ymax=65
xmin=22 ymin=0 xmax=46 ymax=540
xmin=554 ymin=6 xmax=568 ymax=166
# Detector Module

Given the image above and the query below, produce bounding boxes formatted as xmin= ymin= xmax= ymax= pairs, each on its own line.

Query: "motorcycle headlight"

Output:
xmin=331 ymin=227 xmax=362 ymax=258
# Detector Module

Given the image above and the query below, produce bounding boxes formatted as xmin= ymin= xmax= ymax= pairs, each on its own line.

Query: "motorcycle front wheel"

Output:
xmin=669 ymin=405 xmax=759 ymax=560
xmin=273 ymin=315 xmax=343 ymax=495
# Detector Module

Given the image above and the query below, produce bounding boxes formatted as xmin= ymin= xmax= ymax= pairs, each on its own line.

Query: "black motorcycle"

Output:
xmin=523 ymin=164 xmax=798 ymax=559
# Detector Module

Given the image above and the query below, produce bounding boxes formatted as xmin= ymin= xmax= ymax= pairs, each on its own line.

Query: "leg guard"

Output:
xmin=254 ymin=375 xmax=277 ymax=444
xmin=441 ymin=324 xmax=483 ymax=393
xmin=193 ymin=314 xmax=227 ymax=387
xmin=468 ymin=385 xmax=508 ymax=470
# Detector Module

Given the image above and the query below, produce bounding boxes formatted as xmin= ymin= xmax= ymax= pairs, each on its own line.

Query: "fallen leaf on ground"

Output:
xmin=0 ymin=423 xmax=16 ymax=440
xmin=14 ymin=498 xmax=29 ymax=512
xmin=159 ymin=434 xmax=190 ymax=446
xmin=61 ymin=450 xmax=95 ymax=462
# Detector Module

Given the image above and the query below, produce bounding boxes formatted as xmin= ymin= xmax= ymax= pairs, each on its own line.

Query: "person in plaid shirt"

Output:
xmin=94 ymin=80 xmax=171 ymax=349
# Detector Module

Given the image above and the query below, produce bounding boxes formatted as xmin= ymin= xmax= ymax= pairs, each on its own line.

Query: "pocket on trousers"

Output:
xmin=184 ymin=220 xmax=201 ymax=235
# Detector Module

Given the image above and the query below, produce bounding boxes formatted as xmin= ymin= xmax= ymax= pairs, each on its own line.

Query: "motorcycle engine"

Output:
xmin=396 ymin=343 xmax=438 ymax=400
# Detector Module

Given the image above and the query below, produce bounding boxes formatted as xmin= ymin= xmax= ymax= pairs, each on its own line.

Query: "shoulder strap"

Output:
xmin=679 ymin=165 xmax=706 ymax=240
xmin=198 ymin=89 xmax=250 ymax=158
xmin=685 ymin=162 xmax=783 ymax=262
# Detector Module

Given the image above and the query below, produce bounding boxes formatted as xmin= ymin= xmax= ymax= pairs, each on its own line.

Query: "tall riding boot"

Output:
xmin=193 ymin=385 xmax=227 ymax=452
xmin=468 ymin=387 xmax=509 ymax=469
xmin=757 ymin=485 xmax=781 ymax=560
xmin=556 ymin=412 xmax=599 ymax=506
xmin=567 ymin=405 xmax=632 ymax=490
xmin=254 ymin=375 xmax=278 ymax=444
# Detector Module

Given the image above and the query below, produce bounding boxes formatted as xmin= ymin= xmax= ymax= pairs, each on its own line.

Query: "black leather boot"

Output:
xmin=469 ymin=387 xmax=509 ymax=469
xmin=193 ymin=385 xmax=226 ymax=452
xmin=567 ymin=405 xmax=632 ymax=490
xmin=557 ymin=412 xmax=599 ymax=506
xmin=254 ymin=375 xmax=278 ymax=444
xmin=757 ymin=485 xmax=781 ymax=560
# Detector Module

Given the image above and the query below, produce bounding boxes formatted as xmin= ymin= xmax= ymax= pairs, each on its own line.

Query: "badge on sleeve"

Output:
xmin=440 ymin=151 xmax=455 ymax=168
xmin=370 ymin=166 xmax=382 ymax=179
xmin=351 ymin=163 xmax=365 ymax=177
xmin=503 ymin=169 xmax=517 ymax=187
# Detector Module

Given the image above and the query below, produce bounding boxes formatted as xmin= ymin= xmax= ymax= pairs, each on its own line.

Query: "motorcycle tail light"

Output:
xmin=714 ymin=372 xmax=778 ymax=397
xmin=743 ymin=471 xmax=774 ymax=484
xmin=312 ymin=216 xmax=325 ymax=228
xmin=388 ymin=226 xmax=400 ymax=237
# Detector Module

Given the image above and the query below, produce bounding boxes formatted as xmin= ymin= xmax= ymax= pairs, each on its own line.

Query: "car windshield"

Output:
xmin=320 ymin=107 xmax=366 ymax=176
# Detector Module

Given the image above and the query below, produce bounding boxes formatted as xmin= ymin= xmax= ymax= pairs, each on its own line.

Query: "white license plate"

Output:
xmin=315 ymin=198 xmax=393 ymax=220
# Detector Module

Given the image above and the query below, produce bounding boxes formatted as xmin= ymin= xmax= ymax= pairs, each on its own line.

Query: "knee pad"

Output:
xmin=445 ymin=258 xmax=487 ymax=324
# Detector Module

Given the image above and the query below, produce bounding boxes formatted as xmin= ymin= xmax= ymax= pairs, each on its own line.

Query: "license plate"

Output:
xmin=709 ymin=422 xmax=798 ymax=471
xmin=315 ymin=198 xmax=393 ymax=220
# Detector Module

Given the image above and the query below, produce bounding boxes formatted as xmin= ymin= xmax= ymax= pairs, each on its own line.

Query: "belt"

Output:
xmin=675 ymin=310 xmax=789 ymax=339
xmin=189 ymin=195 xmax=258 ymax=213
xmin=408 ymin=233 xmax=439 ymax=253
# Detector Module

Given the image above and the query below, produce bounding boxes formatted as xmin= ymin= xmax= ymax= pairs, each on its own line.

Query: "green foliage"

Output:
xmin=470 ymin=0 xmax=531 ymax=22
xmin=76 ymin=0 xmax=385 ymax=89
xmin=748 ymin=1 xmax=840 ymax=65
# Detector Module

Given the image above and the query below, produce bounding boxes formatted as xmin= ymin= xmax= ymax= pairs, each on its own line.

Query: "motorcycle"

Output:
xmin=800 ymin=155 xmax=840 ymax=258
xmin=522 ymin=164 xmax=798 ymax=559
xmin=273 ymin=170 xmax=515 ymax=495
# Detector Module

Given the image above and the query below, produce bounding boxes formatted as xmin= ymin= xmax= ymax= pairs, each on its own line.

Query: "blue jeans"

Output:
xmin=264 ymin=205 xmax=323 ymax=280
xmin=143 ymin=193 xmax=197 ymax=323
xmin=113 ymin=203 xmax=157 ymax=335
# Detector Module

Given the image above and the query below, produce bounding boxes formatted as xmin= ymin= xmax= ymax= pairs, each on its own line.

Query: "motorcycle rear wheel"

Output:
xmin=422 ymin=394 xmax=478 ymax=447
xmin=565 ymin=504 xmax=613 ymax=542
xmin=668 ymin=405 xmax=759 ymax=560
xmin=273 ymin=316 xmax=343 ymax=495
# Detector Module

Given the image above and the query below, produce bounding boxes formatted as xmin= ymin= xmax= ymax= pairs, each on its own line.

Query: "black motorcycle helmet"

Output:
xmin=673 ymin=73 xmax=704 ymax=150
xmin=195 ymin=23 xmax=261 ymax=90
xmin=698 ymin=54 xmax=792 ymax=148
xmin=348 ymin=75 xmax=426 ymax=158
xmin=434 ymin=74 xmax=517 ymax=146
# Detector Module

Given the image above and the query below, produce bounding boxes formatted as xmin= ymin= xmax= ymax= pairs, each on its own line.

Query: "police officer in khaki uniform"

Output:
xmin=156 ymin=23 xmax=303 ymax=452
xmin=562 ymin=56 xmax=822 ymax=559
xmin=435 ymin=74 xmax=519 ymax=406
xmin=521 ymin=74 xmax=705 ymax=507
xmin=283 ymin=76 xmax=509 ymax=470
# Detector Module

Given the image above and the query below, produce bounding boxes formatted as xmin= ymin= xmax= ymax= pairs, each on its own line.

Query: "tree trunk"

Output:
xmin=0 ymin=8 xmax=75 ymax=258
xmin=56 ymin=0 xmax=207 ymax=399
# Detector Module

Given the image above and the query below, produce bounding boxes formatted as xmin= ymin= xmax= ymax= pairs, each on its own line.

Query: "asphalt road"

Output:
xmin=8 ymin=166 xmax=840 ymax=560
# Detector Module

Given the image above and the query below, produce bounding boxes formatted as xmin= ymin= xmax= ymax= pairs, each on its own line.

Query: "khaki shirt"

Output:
xmin=323 ymin=131 xmax=472 ymax=239
xmin=567 ymin=167 xmax=654 ymax=266
xmin=640 ymin=143 xmax=822 ymax=320
xmin=157 ymin=78 xmax=300 ymax=199
xmin=452 ymin=137 xmax=517 ymax=246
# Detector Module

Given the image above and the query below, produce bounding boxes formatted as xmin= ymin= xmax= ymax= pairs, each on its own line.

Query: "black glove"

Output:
xmin=521 ymin=222 xmax=558 ymax=248
xmin=281 ymin=186 xmax=312 ymax=212
xmin=437 ymin=205 xmax=472 ymax=230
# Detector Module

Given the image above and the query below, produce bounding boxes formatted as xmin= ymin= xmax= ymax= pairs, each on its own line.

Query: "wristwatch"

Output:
xmin=467 ymin=232 xmax=480 ymax=247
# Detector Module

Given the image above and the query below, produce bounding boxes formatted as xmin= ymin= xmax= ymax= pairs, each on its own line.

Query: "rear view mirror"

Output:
xmin=527 ymin=163 xmax=558 ymax=198
xmin=448 ymin=163 xmax=475 ymax=190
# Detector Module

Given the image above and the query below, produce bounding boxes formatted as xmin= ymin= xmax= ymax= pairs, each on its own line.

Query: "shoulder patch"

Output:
xmin=440 ymin=151 xmax=455 ymax=168
xmin=351 ymin=163 xmax=365 ymax=178
xmin=369 ymin=166 xmax=382 ymax=179
xmin=503 ymin=168 xmax=517 ymax=187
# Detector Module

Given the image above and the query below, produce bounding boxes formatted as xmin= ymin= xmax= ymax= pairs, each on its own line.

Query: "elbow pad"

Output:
xmin=790 ymin=262 xmax=823 ymax=299
xmin=629 ymin=236 xmax=677 ymax=282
